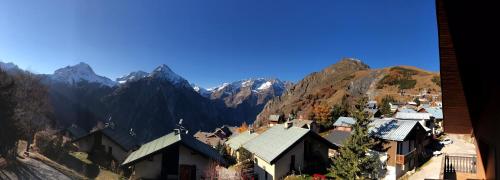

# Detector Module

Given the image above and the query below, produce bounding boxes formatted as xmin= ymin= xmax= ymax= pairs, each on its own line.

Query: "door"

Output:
xmin=180 ymin=165 xmax=196 ymax=180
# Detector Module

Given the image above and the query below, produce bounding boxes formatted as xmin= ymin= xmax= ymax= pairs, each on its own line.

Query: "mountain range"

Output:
xmin=0 ymin=61 xmax=290 ymax=143
xmin=0 ymin=59 xmax=441 ymax=143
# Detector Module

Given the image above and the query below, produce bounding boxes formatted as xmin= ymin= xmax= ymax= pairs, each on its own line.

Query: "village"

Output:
xmin=1 ymin=90 xmax=455 ymax=180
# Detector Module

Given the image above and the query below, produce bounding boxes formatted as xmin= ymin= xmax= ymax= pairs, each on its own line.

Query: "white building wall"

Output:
xmin=178 ymin=145 xmax=211 ymax=180
xmin=101 ymin=136 xmax=129 ymax=162
xmin=134 ymin=153 xmax=163 ymax=179
xmin=254 ymin=140 xmax=305 ymax=180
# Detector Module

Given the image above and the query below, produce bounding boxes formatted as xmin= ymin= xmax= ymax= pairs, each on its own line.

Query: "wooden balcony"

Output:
xmin=396 ymin=149 xmax=416 ymax=165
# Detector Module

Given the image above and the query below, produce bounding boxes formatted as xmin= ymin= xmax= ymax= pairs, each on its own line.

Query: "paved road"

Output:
xmin=0 ymin=157 xmax=71 ymax=180
xmin=409 ymin=135 xmax=476 ymax=180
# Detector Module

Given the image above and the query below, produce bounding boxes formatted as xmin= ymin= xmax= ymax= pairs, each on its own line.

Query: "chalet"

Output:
xmin=369 ymin=119 xmax=429 ymax=180
xmin=225 ymin=130 xmax=259 ymax=160
xmin=417 ymin=107 xmax=444 ymax=135
xmin=72 ymin=127 xmax=139 ymax=163
xmin=242 ymin=123 xmax=337 ymax=180
xmin=394 ymin=112 xmax=433 ymax=134
xmin=121 ymin=130 xmax=226 ymax=180
xmin=288 ymin=119 xmax=319 ymax=133
xmin=268 ymin=114 xmax=284 ymax=127
xmin=332 ymin=116 xmax=356 ymax=132
xmin=194 ymin=125 xmax=235 ymax=147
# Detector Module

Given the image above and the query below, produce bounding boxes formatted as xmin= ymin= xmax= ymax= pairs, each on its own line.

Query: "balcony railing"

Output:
xmin=442 ymin=154 xmax=477 ymax=175
xmin=396 ymin=149 xmax=416 ymax=165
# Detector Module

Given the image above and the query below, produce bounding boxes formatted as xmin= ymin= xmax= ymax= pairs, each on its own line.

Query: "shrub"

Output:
xmin=431 ymin=76 xmax=441 ymax=86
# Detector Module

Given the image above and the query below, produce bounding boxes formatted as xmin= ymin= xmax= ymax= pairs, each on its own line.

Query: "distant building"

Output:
xmin=121 ymin=130 xmax=226 ymax=180
xmin=243 ymin=123 xmax=337 ymax=180
xmin=194 ymin=125 xmax=235 ymax=147
xmin=72 ymin=127 xmax=139 ymax=163
xmin=395 ymin=112 xmax=433 ymax=135
xmin=268 ymin=114 xmax=284 ymax=127
xmin=333 ymin=116 xmax=356 ymax=132
xmin=369 ymin=119 xmax=429 ymax=180
xmin=288 ymin=119 xmax=319 ymax=133
xmin=225 ymin=130 xmax=259 ymax=160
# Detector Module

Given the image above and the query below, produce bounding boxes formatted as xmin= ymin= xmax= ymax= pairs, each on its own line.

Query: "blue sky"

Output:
xmin=0 ymin=0 xmax=438 ymax=88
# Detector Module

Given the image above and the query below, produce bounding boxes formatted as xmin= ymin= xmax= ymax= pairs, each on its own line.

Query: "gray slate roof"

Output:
xmin=225 ymin=131 xmax=259 ymax=150
xmin=243 ymin=124 xmax=310 ymax=163
xmin=395 ymin=112 xmax=431 ymax=120
xmin=122 ymin=131 xmax=224 ymax=166
xmin=423 ymin=108 xmax=443 ymax=119
xmin=369 ymin=119 xmax=421 ymax=141
xmin=325 ymin=130 xmax=352 ymax=147
xmin=333 ymin=117 xmax=356 ymax=127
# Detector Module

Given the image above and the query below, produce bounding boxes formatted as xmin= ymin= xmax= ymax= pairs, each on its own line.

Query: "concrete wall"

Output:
xmin=101 ymin=136 xmax=129 ymax=162
xmin=134 ymin=153 xmax=163 ymax=179
xmin=178 ymin=145 xmax=211 ymax=180
xmin=254 ymin=155 xmax=275 ymax=180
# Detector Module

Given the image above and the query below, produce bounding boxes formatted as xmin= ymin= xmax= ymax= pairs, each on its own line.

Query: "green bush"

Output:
xmin=398 ymin=79 xmax=417 ymax=89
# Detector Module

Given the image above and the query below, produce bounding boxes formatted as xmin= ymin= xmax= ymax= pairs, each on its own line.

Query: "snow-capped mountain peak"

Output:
xmin=51 ymin=62 xmax=117 ymax=87
xmin=149 ymin=64 xmax=189 ymax=87
xmin=116 ymin=71 xmax=149 ymax=84
xmin=193 ymin=78 xmax=292 ymax=98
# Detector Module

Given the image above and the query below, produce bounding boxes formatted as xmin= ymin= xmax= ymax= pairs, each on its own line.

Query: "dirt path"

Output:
xmin=0 ymin=157 xmax=71 ymax=180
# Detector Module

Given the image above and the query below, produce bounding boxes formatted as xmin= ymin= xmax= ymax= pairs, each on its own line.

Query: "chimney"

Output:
xmin=174 ymin=129 xmax=180 ymax=135
xmin=285 ymin=121 xmax=293 ymax=129
xmin=249 ymin=128 xmax=255 ymax=134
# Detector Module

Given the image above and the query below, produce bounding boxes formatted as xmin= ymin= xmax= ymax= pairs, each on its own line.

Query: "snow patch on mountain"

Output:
xmin=117 ymin=71 xmax=148 ymax=84
xmin=149 ymin=64 xmax=190 ymax=87
xmin=50 ymin=62 xmax=117 ymax=87
xmin=257 ymin=81 xmax=272 ymax=90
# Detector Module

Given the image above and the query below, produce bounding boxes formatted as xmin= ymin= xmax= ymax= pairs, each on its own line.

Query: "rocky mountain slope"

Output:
xmin=256 ymin=58 xmax=441 ymax=125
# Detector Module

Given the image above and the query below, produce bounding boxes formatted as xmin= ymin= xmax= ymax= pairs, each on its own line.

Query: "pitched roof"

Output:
xmin=268 ymin=114 xmax=282 ymax=122
xmin=242 ymin=124 xmax=335 ymax=164
xmin=65 ymin=126 xmax=88 ymax=140
xmin=72 ymin=127 xmax=139 ymax=151
xmin=395 ymin=112 xmax=431 ymax=120
xmin=121 ymin=131 xmax=224 ymax=167
xmin=325 ymin=130 xmax=352 ymax=147
xmin=289 ymin=119 xmax=314 ymax=128
xmin=243 ymin=125 xmax=309 ymax=163
xmin=424 ymin=108 xmax=443 ymax=119
xmin=101 ymin=128 xmax=139 ymax=151
xmin=397 ymin=108 xmax=418 ymax=113
xmin=369 ymin=119 xmax=422 ymax=141
xmin=333 ymin=117 xmax=356 ymax=127
xmin=225 ymin=131 xmax=259 ymax=150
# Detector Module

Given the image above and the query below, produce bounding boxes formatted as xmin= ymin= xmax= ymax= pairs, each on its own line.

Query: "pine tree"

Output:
xmin=0 ymin=69 xmax=19 ymax=159
xmin=380 ymin=96 xmax=395 ymax=116
xmin=330 ymin=97 xmax=381 ymax=179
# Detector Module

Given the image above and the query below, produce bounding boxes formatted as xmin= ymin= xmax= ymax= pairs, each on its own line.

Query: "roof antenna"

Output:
xmin=175 ymin=118 xmax=188 ymax=134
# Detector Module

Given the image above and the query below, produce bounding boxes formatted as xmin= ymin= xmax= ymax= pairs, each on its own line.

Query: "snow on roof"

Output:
xmin=395 ymin=112 xmax=431 ymax=120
